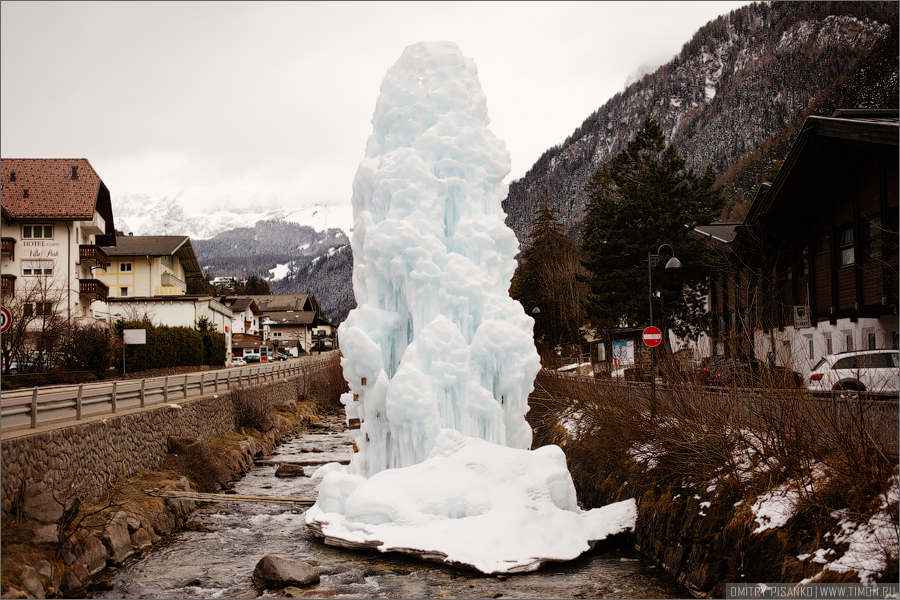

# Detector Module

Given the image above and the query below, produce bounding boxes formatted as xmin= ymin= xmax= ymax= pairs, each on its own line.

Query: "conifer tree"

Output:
xmin=581 ymin=118 xmax=724 ymax=341
xmin=511 ymin=194 xmax=585 ymax=354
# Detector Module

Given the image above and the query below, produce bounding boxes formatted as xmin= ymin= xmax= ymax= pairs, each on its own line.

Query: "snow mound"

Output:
xmin=306 ymin=431 xmax=636 ymax=573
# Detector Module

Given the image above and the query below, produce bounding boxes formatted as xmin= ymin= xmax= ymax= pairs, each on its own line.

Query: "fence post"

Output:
xmin=76 ymin=383 xmax=83 ymax=420
xmin=31 ymin=387 xmax=38 ymax=429
xmin=164 ymin=377 xmax=169 ymax=402
xmin=200 ymin=373 xmax=205 ymax=396
xmin=140 ymin=379 xmax=146 ymax=408
xmin=183 ymin=375 xmax=188 ymax=399
xmin=111 ymin=381 xmax=117 ymax=413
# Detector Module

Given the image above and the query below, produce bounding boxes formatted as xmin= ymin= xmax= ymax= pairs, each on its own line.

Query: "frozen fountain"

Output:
xmin=305 ymin=41 xmax=636 ymax=574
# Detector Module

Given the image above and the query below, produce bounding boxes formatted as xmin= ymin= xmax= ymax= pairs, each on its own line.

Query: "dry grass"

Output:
xmin=528 ymin=359 xmax=899 ymax=586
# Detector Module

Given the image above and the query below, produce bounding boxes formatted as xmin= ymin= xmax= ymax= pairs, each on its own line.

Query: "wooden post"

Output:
xmin=164 ymin=376 xmax=169 ymax=402
xmin=76 ymin=383 xmax=83 ymax=420
xmin=31 ymin=387 xmax=38 ymax=429
xmin=200 ymin=373 xmax=205 ymax=396
xmin=111 ymin=381 xmax=117 ymax=413
xmin=140 ymin=379 xmax=146 ymax=407
xmin=183 ymin=375 xmax=188 ymax=399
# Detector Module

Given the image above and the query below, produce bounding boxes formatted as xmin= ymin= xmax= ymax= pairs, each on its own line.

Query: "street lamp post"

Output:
xmin=648 ymin=244 xmax=682 ymax=416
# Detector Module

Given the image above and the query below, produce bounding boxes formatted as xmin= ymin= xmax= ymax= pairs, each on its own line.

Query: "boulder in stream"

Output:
xmin=251 ymin=555 xmax=320 ymax=589
xmin=274 ymin=463 xmax=306 ymax=478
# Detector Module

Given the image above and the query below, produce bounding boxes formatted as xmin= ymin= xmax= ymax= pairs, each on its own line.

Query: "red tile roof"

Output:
xmin=1 ymin=158 xmax=107 ymax=220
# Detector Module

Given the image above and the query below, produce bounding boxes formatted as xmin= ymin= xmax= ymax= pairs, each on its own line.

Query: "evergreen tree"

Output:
xmin=236 ymin=275 xmax=271 ymax=295
xmin=511 ymin=194 xmax=586 ymax=355
xmin=581 ymin=118 xmax=724 ymax=341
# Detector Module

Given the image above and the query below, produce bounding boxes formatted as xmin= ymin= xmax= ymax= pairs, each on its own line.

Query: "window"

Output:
xmin=119 ymin=262 xmax=133 ymax=273
xmin=23 ymin=302 xmax=52 ymax=317
xmin=22 ymin=260 xmax=53 ymax=276
xmin=868 ymin=332 xmax=876 ymax=350
xmin=120 ymin=287 xmax=129 ymax=297
xmin=807 ymin=337 xmax=814 ymax=360
xmin=816 ymin=231 xmax=830 ymax=254
xmin=845 ymin=332 xmax=854 ymax=352
xmin=839 ymin=225 xmax=855 ymax=266
xmin=826 ymin=335 xmax=833 ymax=355
xmin=834 ymin=356 xmax=857 ymax=370
xmin=865 ymin=215 xmax=882 ymax=261
xmin=22 ymin=224 xmax=53 ymax=239
xmin=273 ymin=332 xmax=282 ymax=338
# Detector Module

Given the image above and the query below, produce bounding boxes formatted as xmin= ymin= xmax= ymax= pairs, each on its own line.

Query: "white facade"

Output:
xmin=1 ymin=211 xmax=110 ymax=322
xmin=107 ymin=296 xmax=233 ymax=364
xmin=97 ymin=254 xmax=187 ymax=298
xmin=672 ymin=293 xmax=899 ymax=379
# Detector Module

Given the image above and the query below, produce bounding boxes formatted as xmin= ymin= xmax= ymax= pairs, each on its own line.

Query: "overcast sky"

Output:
xmin=2 ymin=1 xmax=748 ymax=215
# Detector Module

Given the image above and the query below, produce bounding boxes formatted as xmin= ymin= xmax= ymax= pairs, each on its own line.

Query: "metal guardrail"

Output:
xmin=0 ymin=353 xmax=336 ymax=432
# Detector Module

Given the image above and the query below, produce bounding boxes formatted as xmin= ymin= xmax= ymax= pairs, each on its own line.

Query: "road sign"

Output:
xmin=642 ymin=326 xmax=663 ymax=347
xmin=0 ymin=306 xmax=10 ymax=334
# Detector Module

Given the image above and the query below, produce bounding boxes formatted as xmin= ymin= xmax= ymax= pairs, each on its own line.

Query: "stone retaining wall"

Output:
xmin=1 ymin=377 xmax=304 ymax=516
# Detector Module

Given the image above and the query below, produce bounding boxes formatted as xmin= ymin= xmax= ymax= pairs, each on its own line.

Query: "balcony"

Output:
xmin=79 ymin=279 xmax=109 ymax=302
xmin=1 ymin=274 xmax=15 ymax=296
xmin=1 ymin=238 xmax=14 ymax=261
xmin=160 ymin=271 xmax=186 ymax=293
xmin=79 ymin=244 xmax=109 ymax=270
xmin=79 ymin=211 xmax=106 ymax=236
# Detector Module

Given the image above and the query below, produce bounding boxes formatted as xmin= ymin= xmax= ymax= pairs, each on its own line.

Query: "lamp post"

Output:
xmin=648 ymin=244 xmax=682 ymax=415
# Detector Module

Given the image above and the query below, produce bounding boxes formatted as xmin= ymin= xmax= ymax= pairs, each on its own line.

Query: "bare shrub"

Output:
xmin=300 ymin=353 xmax=348 ymax=414
xmin=533 ymin=356 xmax=899 ymax=583
xmin=230 ymin=386 xmax=273 ymax=432
xmin=160 ymin=440 xmax=232 ymax=493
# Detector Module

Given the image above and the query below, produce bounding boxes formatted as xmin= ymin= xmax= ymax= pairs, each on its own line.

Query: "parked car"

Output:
xmin=273 ymin=353 xmax=288 ymax=361
xmin=231 ymin=357 xmax=247 ymax=367
xmin=244 ymin=354 xmax=261 ymax=364
xmin=706 ymin=357 xmax=803 ymax=388
xmin=807 ymin=349 xmax=900 ymax=397
xmin=698 ymin=355 xmax=730 ymax=385
xmin=2 ymin=354 xmax=58 ymax=375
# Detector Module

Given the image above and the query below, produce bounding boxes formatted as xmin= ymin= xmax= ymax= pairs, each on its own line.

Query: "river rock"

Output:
xmin=60 ymin=529 xmax=108 ymax=575
xmin=21 ymin=483 xmax=65 ymax=523
xmin=35 ymin=560 xmax=60 ymax=596
xmin=251 ymin=555 xmax=320 ymax=589
xmin=102 ymin=515 xmax=134 ymax=565
xmin=274 ymin=463 xmax=306 ymax=478
xmin=19 ymin=567 xmax=45 ymax=599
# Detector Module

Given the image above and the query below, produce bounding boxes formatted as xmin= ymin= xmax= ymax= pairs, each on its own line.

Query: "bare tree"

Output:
xmin=1 ymin=274 xmax=68 ymax=374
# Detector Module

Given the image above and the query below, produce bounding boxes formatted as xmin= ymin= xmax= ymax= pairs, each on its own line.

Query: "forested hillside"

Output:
xmin=502 ymin=1 xmax=899 ymax=243
xmin=270 ymin=245 xmax=355 ymax=324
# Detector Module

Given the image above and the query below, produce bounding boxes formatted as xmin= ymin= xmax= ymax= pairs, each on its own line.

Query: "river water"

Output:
xmin=92 ymin=417 xmax=691 ymax=599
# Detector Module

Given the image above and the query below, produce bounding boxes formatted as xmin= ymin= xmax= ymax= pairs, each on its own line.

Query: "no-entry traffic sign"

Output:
xmin=0 ymin=306 xmax=10 ymax=334
xmin=642 ymin=326 xmax=662 ymax=347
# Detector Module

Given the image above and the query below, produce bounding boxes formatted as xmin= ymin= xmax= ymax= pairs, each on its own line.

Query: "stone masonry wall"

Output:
xmin=1 ymin=376 xmax=304 ymax=516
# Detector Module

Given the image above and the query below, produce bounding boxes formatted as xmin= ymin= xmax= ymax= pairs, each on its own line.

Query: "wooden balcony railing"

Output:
xmin=79 ymin=279 xmax=109 ymax=302
xmin=1 ymin=274 xmax=15 ymax=296
xmin=79 ymin=245 xmax=108 ymax=270
xmin=1 ymin=238 xmax=15 ymax=261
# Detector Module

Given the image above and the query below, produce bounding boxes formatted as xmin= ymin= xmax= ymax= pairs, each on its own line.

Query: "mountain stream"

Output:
xmin=91 ymin=417 xmax=690 ymax=599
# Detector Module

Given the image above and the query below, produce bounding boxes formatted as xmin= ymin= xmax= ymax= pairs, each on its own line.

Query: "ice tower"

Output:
xmin=338 ymin=40 xmax=541 ymax=476
xmin=306 ymin=42 xmax=636 ymax=574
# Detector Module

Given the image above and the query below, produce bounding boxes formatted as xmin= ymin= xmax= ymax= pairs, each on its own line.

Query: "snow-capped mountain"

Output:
xmin=113 ymin=193 xmax=353 ymax=240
